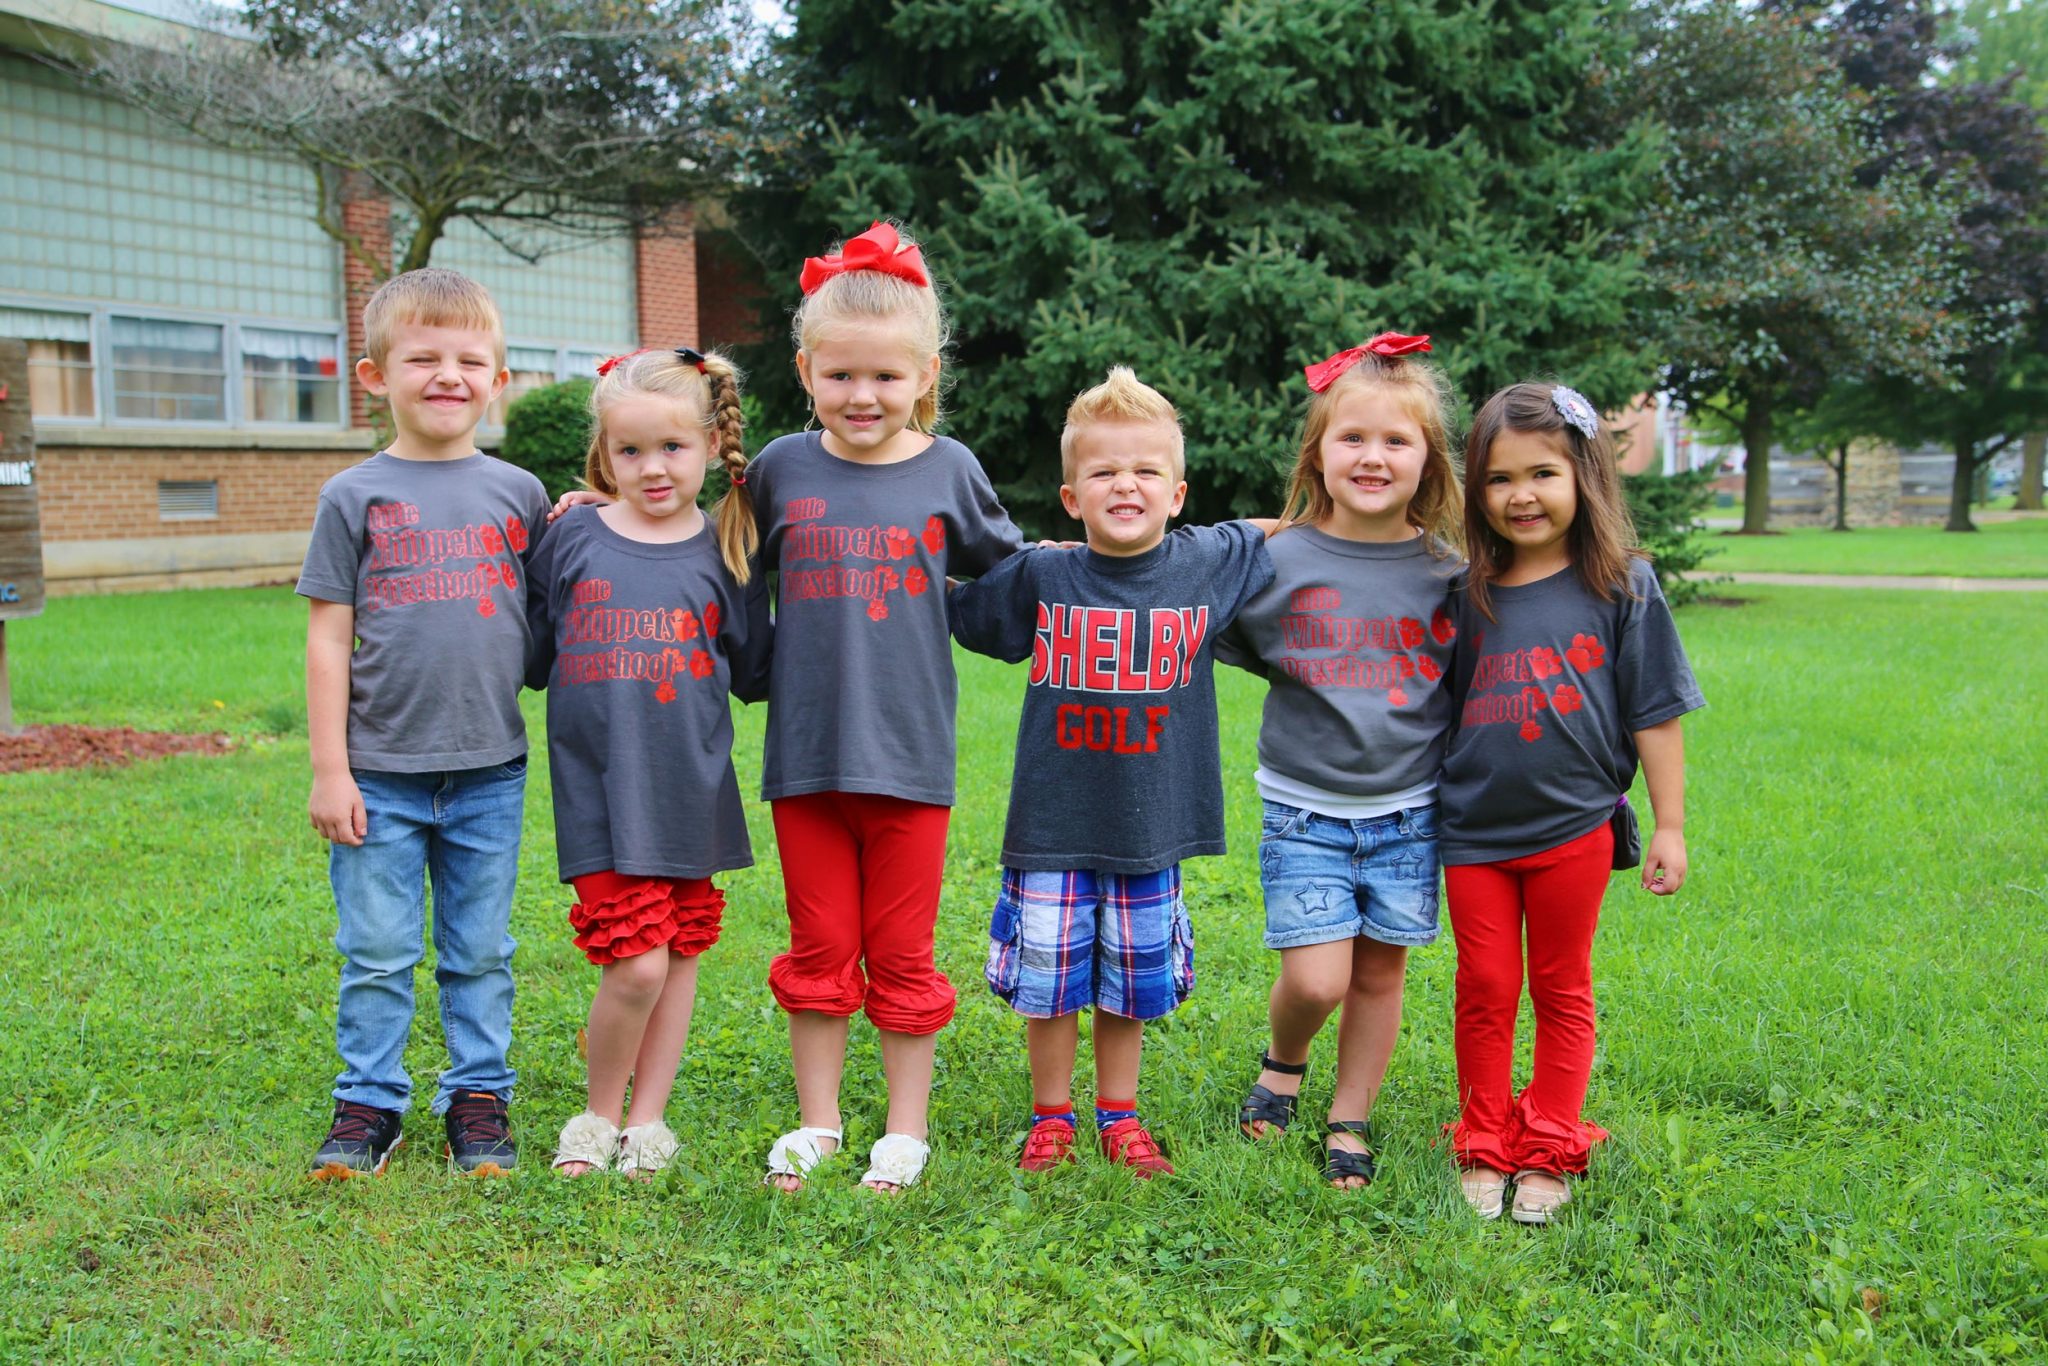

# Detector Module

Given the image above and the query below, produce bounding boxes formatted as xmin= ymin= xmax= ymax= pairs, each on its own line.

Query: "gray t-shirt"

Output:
xmin=1216 ymin=526 xmax=1461 ymax=801
xmin=524 ymin=505 xmax=772 ymax=882
xmin=297 ymin=451 xmax=551 ymax=772
xmin=949 ymin=521 xmax=1276 ymax=874
xmin=1439 ymin=557 xmax=1705 ymax=864
xmin=750 ymin=430 xmax=1025 ymax=806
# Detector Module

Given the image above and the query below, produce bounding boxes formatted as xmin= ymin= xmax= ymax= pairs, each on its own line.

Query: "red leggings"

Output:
xmin=1444 ymin=821 xmax=1614 ymax=1174
xmin=768 ymin=791 xmax=955 ymax=1035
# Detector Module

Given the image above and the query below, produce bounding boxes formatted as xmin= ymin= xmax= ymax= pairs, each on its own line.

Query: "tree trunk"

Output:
xmin=2019 ymin=432 xmax=2044 ymax=512
xmin=1946 ymin=431 xmax=1978 ymax=532
xmin=1831 ymin=444 xmax=1849 ymax=531
xmin=1739 ymin=393 xmax=1774 ymax=534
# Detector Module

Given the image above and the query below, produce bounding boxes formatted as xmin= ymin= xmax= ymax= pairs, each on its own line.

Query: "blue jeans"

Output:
xmin=330 ymin=761 xmax=526 ymax=1114
xmin=1258 ymin=799 xmax=1442 ymax=950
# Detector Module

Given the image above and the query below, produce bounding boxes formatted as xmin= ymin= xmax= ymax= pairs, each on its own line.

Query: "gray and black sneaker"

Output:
xmin=444 ymin=1091 xmax=517 ymax=1176
xmin=310 ymin=1100 xmax=404 ymax=1180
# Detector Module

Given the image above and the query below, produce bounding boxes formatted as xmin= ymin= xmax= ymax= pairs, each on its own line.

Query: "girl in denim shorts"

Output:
xmin=1214 ymin=334 xmax=1462 ymax=1188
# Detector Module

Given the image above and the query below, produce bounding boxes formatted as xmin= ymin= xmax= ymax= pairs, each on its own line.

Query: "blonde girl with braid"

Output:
xmin=524 ymin=346 xmax=774 ymax=1178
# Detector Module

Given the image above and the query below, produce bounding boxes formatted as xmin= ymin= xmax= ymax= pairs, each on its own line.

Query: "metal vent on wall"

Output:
xmin=158 ymin=480 xmax=219 ymax=521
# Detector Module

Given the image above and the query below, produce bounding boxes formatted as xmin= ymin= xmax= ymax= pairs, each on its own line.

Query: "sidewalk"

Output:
xmin=1697 ymin=572 xmax=2048 ymax=592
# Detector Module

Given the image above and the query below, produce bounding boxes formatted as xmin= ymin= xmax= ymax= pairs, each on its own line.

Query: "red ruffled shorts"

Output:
xmin=567 ymin=870 xmax=724 ymax=966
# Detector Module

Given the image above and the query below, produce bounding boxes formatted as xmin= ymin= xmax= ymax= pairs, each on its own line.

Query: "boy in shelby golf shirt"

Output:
xmin=297 ymin=269 xmax=551 ymax=1179
xmin=949 ymin=368 xmax=1275 ymax=1176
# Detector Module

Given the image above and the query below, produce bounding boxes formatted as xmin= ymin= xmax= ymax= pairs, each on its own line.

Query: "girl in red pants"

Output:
xmin=1437 ymin=382 xmax=1704 ymax=1223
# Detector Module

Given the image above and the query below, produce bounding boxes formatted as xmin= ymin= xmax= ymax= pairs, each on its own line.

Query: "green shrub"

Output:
xmin=500 ymin=378 xmax=594 ymax=500
xmin=1626 ymin=461 xmax=1723 ymax=606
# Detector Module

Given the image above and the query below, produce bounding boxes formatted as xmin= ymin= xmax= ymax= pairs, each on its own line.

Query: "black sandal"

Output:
xmin=1237 ymin=1052 xmax=1308 ymax=1137
xmin=1321 ymin=1119 xmax=1377 ymax=1187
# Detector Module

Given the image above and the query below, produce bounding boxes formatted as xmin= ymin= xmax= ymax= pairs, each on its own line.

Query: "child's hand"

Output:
xmin=1642 ymin=829 xmax=1686 ymax=895
xmin=310 ymin=772 xmax=367 ymax=846
xmin=549 ymin=488 xmax=610 ymax=522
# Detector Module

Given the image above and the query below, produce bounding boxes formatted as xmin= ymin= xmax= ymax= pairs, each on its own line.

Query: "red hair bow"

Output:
xmin=1302 ymin=333 xmax=1433 ymax=393
xmin=799 ymin=221 xmax=931 ymax=296
xmin=596 ymin=348 xmax=651 ymax=377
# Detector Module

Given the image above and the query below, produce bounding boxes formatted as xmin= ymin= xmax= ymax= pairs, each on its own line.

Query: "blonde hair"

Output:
xmin=1059 ymin=367 xmax=1186 ymax=482
xmin=790 ymin=224 xmax=949 ymax=433
xmin=1282 ymin=354 xmax=1461 ymax=549
xmin=585 ymin=348 xmax=758 ymax=584
xmin=362 ymin=268 xmax=504 ymax=367
xmin=1462 ymin=380 xmax=1643 ymax=623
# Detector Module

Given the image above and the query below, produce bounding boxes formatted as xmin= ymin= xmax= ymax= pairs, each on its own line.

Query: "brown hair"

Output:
xmin=1058 ymin=367 xmax=1185 ymax=482
xmin=362 ymin=268 xmax=504 ymax=367
xmin=791 ymin=222 xmax=949 ymax=434
xmin=1281 ymin=354 xmax=1461 ymax=549
xmin=585 ymin=348 xmax=757 ymax=584
xmin=1462 ymin=381 xmax=1642 ymax=622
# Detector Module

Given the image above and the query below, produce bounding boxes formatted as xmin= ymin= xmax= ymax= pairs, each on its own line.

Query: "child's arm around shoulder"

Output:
xmin=306 ymin=600 xmax=364 ymax=846
xmin=947 ymin=544 xmax=1045 ymax=663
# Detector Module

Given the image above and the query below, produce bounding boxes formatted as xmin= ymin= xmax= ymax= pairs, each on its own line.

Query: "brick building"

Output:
xmin=2 ymin=0 xmax=764 ymax=593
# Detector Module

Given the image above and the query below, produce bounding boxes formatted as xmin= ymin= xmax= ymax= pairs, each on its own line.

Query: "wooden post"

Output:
xmin=0 ymin=336 xmax=45 ymax=736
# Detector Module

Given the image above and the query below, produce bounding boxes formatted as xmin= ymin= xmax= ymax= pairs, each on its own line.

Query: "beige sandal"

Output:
xmin=552 ymin=1111 xmax=620 ymax=1176
xmin=1510 ymin=1170 xmax=1572 ymax=1224
xmin=1460 ymin=1166 xmax=1508 ymax=1220
xmin=618 ymin=1120 xmax=679 ymax=1179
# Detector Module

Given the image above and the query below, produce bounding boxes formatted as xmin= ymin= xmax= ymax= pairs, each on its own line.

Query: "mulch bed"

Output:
xmin=0 ymin=725 xmax=233 ymax=775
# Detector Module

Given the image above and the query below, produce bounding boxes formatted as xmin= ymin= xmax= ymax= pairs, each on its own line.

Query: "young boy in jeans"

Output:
xmin=297 ymin=268 xmax=551 ymax=1177
xmin=949 ymin=368 xmax=1274 ymax=1176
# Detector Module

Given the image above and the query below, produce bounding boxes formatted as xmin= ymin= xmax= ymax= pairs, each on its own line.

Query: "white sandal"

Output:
xmin=1510 ymin=1170 xmax=1572 ymax=1224
xmin=861 ymin=1132 xmax=931 ymax=1191
xmin=1460 ymin=1167 xmax=1508 ymax=1220
xmin=618 ymin=1120 xmax=679 ymax=1178
xmin=763 ymin=1125 xmax=842 ymax=1188
xmin=552 ymin=1111 xmax=620 ymax=1175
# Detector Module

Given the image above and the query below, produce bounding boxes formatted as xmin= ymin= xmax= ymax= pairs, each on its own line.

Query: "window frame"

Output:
xmin=478 ymin=340 xmax=629 ymax=437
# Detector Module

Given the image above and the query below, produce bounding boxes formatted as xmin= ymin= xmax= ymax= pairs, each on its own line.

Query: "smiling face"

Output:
xmin=796 ymin=321 xmax=940 ymax=464
xmin=356 ymin=322 xmax=507 ymax=461
xmin=1316 ymin=385 xmax=1428 ymax=542
xmin=1060 ymin=419 xmax=1188 ymax=556
xmin=1481 ymin=426 xmax=1579 ymax=577
xmin=596 ymin=393 xmax=710 ymax=539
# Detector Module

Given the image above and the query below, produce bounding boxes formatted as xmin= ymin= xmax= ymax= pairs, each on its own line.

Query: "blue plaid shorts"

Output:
xmin=984 ymin=865 xmax=1193 ymax=1021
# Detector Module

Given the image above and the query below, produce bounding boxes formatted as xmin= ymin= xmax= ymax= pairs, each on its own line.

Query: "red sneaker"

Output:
xmin=1098 ymin=1117 xmax=1174 ymax=1178
xmin=1019 ymin=1117 xmax=1078 ymax=1171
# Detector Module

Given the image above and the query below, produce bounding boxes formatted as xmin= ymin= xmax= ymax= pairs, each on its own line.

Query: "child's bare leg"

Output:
xmin=1324 ymin=939 xmax=1407 ymax=1187
xmin=1027 ymin=1013 xmax=1082 ymax=1106
xmin=1091 ymin=1009 xmax=1145 ymax=1104
xmin=1247 ymin=941 xmax=1352 ymax=1134
xmin=565 ymin=950 xmax=670 ymax=1175
xmin=768 ymin=1010 xmax=848 ymax=1191
xmin=623 ymin=951 xmax=700 ymax=1128
xmin=864 ymin=1028 xmax=937 ymax=1191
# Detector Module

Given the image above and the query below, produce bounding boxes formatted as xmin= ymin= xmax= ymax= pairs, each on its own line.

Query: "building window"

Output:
xmin=0 ymin=306 xmax=96 ymax=419
xmin=565 ymin=350 xmax=610 ymax=379
xmin=111 ymin=316 xmax=226 ymax=422
xmin=242 ymin=326 xmax=342 ymax=424
xmin=488 ymin=345 xmax=565 ymax=428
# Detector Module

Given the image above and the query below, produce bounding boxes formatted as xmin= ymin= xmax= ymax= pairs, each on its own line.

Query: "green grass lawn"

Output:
xmin=3 ymin=586 xmax=2044 ymax=1361
xmin=1704 ymin=516 xmax=2048 ymax=578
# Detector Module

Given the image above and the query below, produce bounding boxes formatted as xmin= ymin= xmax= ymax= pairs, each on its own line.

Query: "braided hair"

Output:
xmin=585 ymin=347 xmax=757 ymax=584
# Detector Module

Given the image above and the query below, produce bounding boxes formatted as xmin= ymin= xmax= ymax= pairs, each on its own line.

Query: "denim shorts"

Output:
xmin=984 ymin=866 xmax=1193 ymax=1021
xmin=1258 ymin=799 xmax=1441 ymax=950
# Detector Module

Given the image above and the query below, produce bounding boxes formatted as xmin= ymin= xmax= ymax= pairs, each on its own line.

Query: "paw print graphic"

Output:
xmin=904 ymin=566 xmax=929 ymax=596
xmin=1552 ymin=684 xmax=1583 ymax=715
xmin=689 ymin=650 xmax=714 ymax=678
xmin=1519 ymin=718 xmax=1542 ymax=743
xmin=1391 ymin=652 xmax=1416 ymax=679
xmin=884 ymin=526 xmax=918 ymax=559
xmin=1397 ymin=618 xmax=1425 ymax=650
xmin=654 ymin=678 xmax=677 ymax=704
xmin=922 ymin=516 xmax=946 ymax=555
xmin=505 ymin=516 xmax=530 ymax=553
xmin=1522 ymin=686 xmax=1548 ymax=712
xmin=1566 ymin=633 xmax=1606 ymax=673
xmin=497 ymin=563 xmax=516 ymax=592
xmin=1528 ymin=646 xmax=1563 ymax=680
xmin=1417 ymin=655 xmax=1442 ymax=682
xmin=477 ymin=595 xmax=496 ymax=617
xmin=480 ymin=525 xmax=504 ymax=556
xmin=876 ymin=566 xmax=900 ymax=592
xmin=1388 ymin=685 xmax=1409 ymax=707
xmin=1430 ymin=609 xmax=1456 ymax=645
xmin=676 ymin=610 xmax=700 ymax=641
xmin=478 ymin=561 xmax=499 ymax=587
xmin=703 ymin=601 xmax=722 ymax=637
xmin=867 ymin=598 xmax=889 ymax=621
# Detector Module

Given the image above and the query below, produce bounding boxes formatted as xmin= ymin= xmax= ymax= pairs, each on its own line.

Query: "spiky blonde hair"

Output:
xmin=1059 ymin=367 xmax=1185 ymax=481
xmin=362 ymin=268 xmax=504 ymax=367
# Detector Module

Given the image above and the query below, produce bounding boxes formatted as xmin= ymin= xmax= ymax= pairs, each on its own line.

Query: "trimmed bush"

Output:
xmin=501 ymin=378 xmax=594 ymax=500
